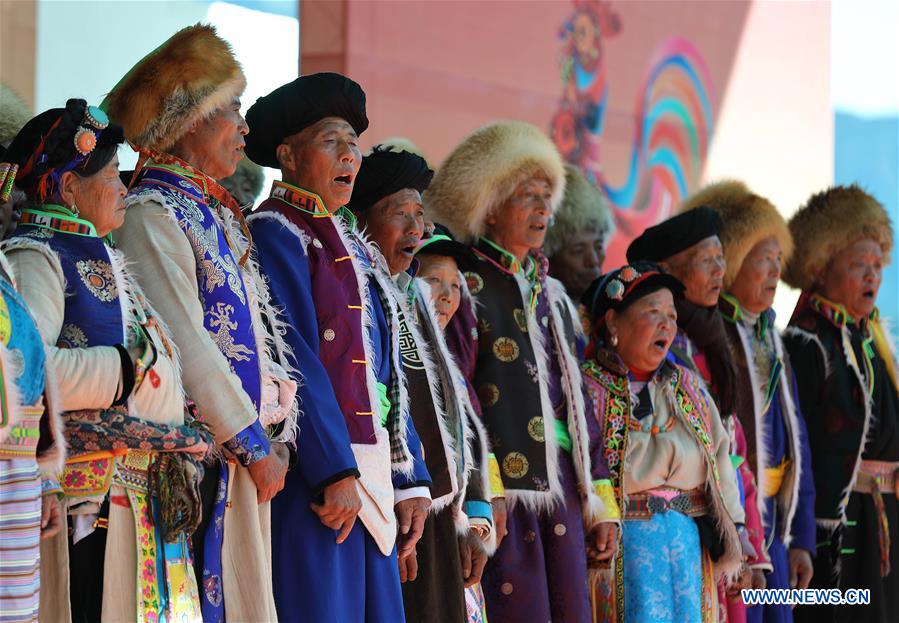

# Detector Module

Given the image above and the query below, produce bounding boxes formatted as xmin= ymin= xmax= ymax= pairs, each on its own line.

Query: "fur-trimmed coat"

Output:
xmin=784 ymin=294 xmax=899 ymax=584
xmin=719 ymin=295 xmax=817 ymax=555
xmin=448 ymin=240 xmax=607 ymax=526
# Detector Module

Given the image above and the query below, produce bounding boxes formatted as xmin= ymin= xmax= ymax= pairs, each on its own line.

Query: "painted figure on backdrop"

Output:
xmin=552 ymin=0 xmax=715 ymax=267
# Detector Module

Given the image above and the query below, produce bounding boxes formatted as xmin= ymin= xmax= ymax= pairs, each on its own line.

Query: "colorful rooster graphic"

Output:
xmin=552 ymin=0 xmax=715 ymax=265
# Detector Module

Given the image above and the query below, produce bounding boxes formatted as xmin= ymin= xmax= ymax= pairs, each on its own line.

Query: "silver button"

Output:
xmin=312 ymin=238 xmax=323 ymax=249
xmin=323 ymin=328 xmax=335 ymax=342
xmin=554 ymin=523 xmax=567 ymax=536
xmin=501 ymin=582 xmax=514 ymax=595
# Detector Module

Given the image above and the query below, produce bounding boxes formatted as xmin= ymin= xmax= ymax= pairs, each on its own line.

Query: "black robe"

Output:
xmin=785 ymin=295 xmax=899 ymax=623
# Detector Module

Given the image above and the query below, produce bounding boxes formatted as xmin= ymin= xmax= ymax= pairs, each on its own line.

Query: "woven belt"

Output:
xmin=625 ymin=487 xmax=708 ymax=520
xmin=852 ymin=460 xmax=899 ymax=578
xmin=0 ymin=409 xmax=42 ymax=460
xmin=853 ymin=460 xmax=899 ymax=497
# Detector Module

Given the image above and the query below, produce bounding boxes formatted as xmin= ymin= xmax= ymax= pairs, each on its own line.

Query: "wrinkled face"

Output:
xmin=729 ymin=236 xmax=783 ymax=314
xmin=605 ymin=288 xmax=677 ymax=374
xmin=278 ymin=117 xmax=361 ymax=212
xmin=417 ymin=254 xmax=462 ymax=329
xmin=817 ymin=238 xmax=884 ymax=322
xmin=548 ymin=226 xmax=606 ymax=301
xmin=662 ymin=236 xmax=725 ymax=308
xmin=361 ymin=188 xmax=425 ymax=275
xmin=486 ymin=174 xmax=553 ymax=260
xmin=61 ymin=154 xmax=127 ymax=237
xmin=190 ymin=98 xmax=248 ymax=180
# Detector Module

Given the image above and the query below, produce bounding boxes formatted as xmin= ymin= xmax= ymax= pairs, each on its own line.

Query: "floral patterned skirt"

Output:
xmin=622 ymin=510 xmax=706 ymax=623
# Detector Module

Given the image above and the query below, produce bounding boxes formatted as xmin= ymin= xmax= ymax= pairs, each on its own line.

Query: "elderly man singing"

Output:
xmin=244 ymin=73 xmax=432 ymax=623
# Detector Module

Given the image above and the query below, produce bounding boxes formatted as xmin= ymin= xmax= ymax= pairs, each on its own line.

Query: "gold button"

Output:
xmin=312 ymin=238 xmax=323 ymax=249
xmin=501 ymin=582 xmax=514 ymax=595
xmin=323 ymin=328 xmax=335 ymax=342
xmin=554 ymin=523 xmax=566 ymax=536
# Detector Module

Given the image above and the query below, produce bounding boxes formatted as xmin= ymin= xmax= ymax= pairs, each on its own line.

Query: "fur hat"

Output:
xmin=0 ymin=83 xmax=31 ymax=149
xmin=220 ymin=156 xmax=265 ymax=208
xmin=544 ymin=163 xmax=614 ymax=257
xmin=102 ymin=24 xmax=245 ymax=152
xmin=423 ymin=120 xmax=566 ymax=243
xmin=680 ymin=180 xmax=792 ymax=289
xmin=783 ymin=184 xmax=893 ymax=291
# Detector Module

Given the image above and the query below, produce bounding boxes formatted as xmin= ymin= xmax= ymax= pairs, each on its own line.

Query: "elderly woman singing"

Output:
xmin=2 ymin=99 xmax=211 ymax=622
xmin=581 ymin=262 xmax=745 ymax=623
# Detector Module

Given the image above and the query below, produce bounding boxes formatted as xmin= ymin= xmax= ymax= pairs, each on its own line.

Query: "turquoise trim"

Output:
xmin=463 ymin=500 xmax=493 ymax=522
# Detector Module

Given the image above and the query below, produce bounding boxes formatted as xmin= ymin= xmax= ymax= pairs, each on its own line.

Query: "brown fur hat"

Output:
xmin=423 ymin=120 xmax=565 ymax=243
xmin=680 ymin=180 xmax=792 ymax=289
xmin=544 ymin=164 xmax=614 ymax=257
xmin=783 ymin=184 xmax=893 ymax=291
xmin=0 ymin=83 xmax=31 ymax=148
xmin=101 ymin=24 xmax=245 ymax=152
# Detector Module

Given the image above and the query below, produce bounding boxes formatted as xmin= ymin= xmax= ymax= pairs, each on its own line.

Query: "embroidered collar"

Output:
xmin=475 ymin=237 xmax=545 ymax=310
xmin=269 ymin=180 xmax=330 ymax=217
xmin=809 ymin=293 xmax=876 ymax=331
xmin=138 ymin=150 xmax=252 ymax=266
xmin=719 ymin=292 xmax=775 ymax=340
xmin=20 ymin=204 xmax=101 ymax=239
xmin=476 ymin=237 xmax=535 ymax=277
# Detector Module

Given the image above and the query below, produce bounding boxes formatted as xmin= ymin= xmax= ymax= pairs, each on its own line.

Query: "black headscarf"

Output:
xmin=3 ymin=98 xmax=123 ymax=202
xmin=584 ymin=261 xmax=685 ymax=321
xmin=626 ymin=206 xmax=721 ymax=263
xmin=346 ymin=145 xmax=433 ymax=213
xmin=674 ymin=297 xmax=742 ymax=418
xmin=414 ymin=223 xmax=474 ymax=267
xmin=244 ymin=72 xmax=368 ymax=168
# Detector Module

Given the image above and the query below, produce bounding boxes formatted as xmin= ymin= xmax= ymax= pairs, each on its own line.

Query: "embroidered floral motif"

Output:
xmin=207 ymin=302 xmax=254 ymax=363
xmin=129 ymin=488 xmax=162 ymax=622
xmin=57 ymin=323 xmax=89 ymax=348
xmin=76 ymin=259 xmax=118 ymax=302
xmin=492 ymin=337 xmax=520 ymax=362
xmin=502 ymin=451 xmax=529 ymax=478
xmin=527 ymin=416 xmax=545 ymax=442
xmin=465 ymin=271 xmax=484 ymax=295
xmin=61 ymin=457 xmax=115 ymax=498
xmin=477 ymin=383 xmax=500 ymax=407
xmin=672 ymin=370 xmax=719 ymax=483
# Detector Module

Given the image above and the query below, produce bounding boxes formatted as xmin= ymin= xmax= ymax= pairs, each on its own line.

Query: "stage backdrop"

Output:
xmin=303 ymin=0 xmax=832 ymax=290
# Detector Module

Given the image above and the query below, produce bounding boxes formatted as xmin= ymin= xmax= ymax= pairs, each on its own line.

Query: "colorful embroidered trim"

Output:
xmin=0 ymin=412 xmax=41 ymax=458
xmin=270 ymin=180 xmax=330 ymax=216
xmin=62 ymin=456 xmax=116 ymax=499
xmin=20 ymin=206 xmax=98 ymax=237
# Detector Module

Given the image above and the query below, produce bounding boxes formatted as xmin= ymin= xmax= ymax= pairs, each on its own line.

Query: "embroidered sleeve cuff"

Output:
xmin=593 ymin=479 xmax=621 ymax=521
xmin=41 ymin=478 xmax=63 ymax=497
xmin=464 ymin=500 xmax=493 ymax=524
xmin=394 ymin=486 xmax=431 ymax=505
xmin=488 ymin=453 xmax=505 ymax=498
xmin=223 ymin=420 xmax=271 ymax=467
